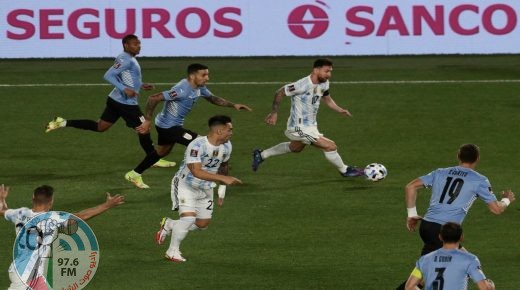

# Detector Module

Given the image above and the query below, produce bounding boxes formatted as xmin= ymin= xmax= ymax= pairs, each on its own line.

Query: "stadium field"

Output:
xmin=0 ymin=55 xmax=519 ymax=289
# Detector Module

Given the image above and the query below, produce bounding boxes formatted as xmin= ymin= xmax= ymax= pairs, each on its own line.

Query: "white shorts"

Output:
xmin=171 ymin=176 xmax=214 ymax=219
xmin=285 ymin=126 xmax=323 ymax=145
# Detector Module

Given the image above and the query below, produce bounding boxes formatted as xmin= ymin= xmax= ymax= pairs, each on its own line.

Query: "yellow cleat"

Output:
xmin=124 ymin=171 xmax=150 ymax=189
xmin=45 ymin=117 xmax=66 ymax=133
xmin=153 ymin=159 xmax=177 ymax=168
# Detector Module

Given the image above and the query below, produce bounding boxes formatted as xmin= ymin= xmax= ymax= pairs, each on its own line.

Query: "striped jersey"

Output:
xmin=104 ymin=52 xmax=143 ymax=106
xmin=175 ymin=136 xmax=232 ymax=190
xmin=420 ymin=166 xmax=497 ymax=225
xmin=414 ymin=248 xmax=486 ymax=290
xmin=155 ymin=79 xmax=213 ymax=128
xmin=284 ymin=75 xmax=330 ymax=129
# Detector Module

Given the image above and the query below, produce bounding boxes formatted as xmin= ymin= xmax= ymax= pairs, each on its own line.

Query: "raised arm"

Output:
xmin=321 ymin=95 xmax=352 ymax=117
xmin=265 ymin=87 xmax=286 ymax=126
xmin=405 ymin=178 xmax=424 ymax=231
xmin=135 ymin=92 xmax=165 ymax=134
xmin=73 ymin=193 xmax=125 ymax=221
xmin=0 ymin=184 xmax=10 ymax=216
xmin=487 ymin=189 xmax=515 ymax=215
xmin=204 ymin=95 xmax=252 ymax=111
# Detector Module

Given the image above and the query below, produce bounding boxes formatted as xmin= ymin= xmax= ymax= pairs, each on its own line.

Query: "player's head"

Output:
xmin=208 ymin=115 xmax=233 ymax=143
xmin=122 ymin=34 xmax=141 ymax=56
xmin=439 ymin=222 xmax=463 ymax=244
xmin=32 ymin=185 xmax=54 ymax=209
xmin=457 ymin=143 xmax=480 ymax=164
xmin=312 ymin=58 xmax=333 ymax=83
xmin=187 ymin=63 xmax=210 ymax=87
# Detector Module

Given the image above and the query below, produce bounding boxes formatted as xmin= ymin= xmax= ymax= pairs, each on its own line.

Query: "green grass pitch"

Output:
xmin=0 ymin=55 xmax=519 ymax=289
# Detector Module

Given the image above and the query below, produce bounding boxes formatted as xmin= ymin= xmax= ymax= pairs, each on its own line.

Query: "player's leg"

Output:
xmin=312 ymin=135 xmax=363 ymax=177
xmin=252 ymin=129 xmax=309 ymax=172
xmin=124 ymin=144 xmax=172 ymax=189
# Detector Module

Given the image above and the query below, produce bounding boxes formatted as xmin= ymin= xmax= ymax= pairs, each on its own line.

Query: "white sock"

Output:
xmin=261 ymin=142 xmax=291 ymax=159
xmin=166 ymin=216 xmax=195 ymax=255
xmin=323 ymin=150 xmax=347 ymax=173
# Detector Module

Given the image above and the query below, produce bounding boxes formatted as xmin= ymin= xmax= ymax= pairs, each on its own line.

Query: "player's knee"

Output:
xmin=289 ymin=143 xmax=305 ymax=152
xmin=195 ymin=219 xmax=211 ymax=230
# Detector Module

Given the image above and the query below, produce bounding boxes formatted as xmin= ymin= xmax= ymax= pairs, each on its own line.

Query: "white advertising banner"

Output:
xmin=1 ymin=0 xmax=519 ymax=58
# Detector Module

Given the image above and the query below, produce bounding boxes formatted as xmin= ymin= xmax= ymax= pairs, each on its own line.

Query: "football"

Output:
xmin=364 ymin=163 xmax=388 ymax=181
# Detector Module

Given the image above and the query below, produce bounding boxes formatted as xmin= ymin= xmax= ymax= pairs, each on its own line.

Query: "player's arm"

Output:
xmin=0 ymin=184 xmax=9 ymax=216
xmin=204 ymin=95 xmax=252 ymax=111
xmin=265 ymin=87 xmax=286 ymax=125
xmin=135 ymin=92 xmax=165 ymax=134
xmin=405 ymin=178 xmax=424 ymax=231
xmin=487 ymin=189 xmax=515 ymax=215
xmin=404 ymin=267 xmax=423 ymax=290
xmin=103 ymin=59 xmax=137 ymax=97
xmin=141 ymin=83 xmax=155 ymax=91
xmin=216 ymin=161 xmax=230 ymax=206
xmin=321 ymin=94 xmax=352 ymax=117
xmin=72 ymin=193 xmax=125 ymax=221
xmin=187 ymin=162 xmax=242 ymax=186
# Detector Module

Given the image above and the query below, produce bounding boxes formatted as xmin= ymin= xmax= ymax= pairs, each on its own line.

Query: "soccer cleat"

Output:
xmin=165 ymin=249 xmax=186 ymax=263
xmin=341 ymin=166 xmax=365 ymax=177
xmin=155 ymin=217 xmax=171 ymax=245
xmin=124 ymin=171 xmax=150 ymax=189
xmin=153 ymin=159 xmax=177 ymax=168
xmin=45 ymin=117 xmax=66 ymax=133
xmin=251 ymin=149 xmax=264 ymax=172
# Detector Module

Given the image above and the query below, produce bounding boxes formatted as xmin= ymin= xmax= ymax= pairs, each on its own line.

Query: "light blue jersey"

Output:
xmin=284 ymin=75 xmax=330 ymax=129
xmin=104 ymin=52 xmax=143 ymax=106
xmin=175 ymin=136 xmax=232 ymax=190
xmin=415 ymin=248 xmax=486 ymax=290
xmin=420 ymin=166 xmax=497 ymax=225
xmin=155 ymin=79 xmax=213 ymax=128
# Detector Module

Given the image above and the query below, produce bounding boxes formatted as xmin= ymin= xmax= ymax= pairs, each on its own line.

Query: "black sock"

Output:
xmin=138 ymin=133 xmax=155 ymax=154
xmin=396 ymin=281 xmax=406 ymax=290
xmin=66 ymin=120 xmax=98 ymax=131
xmin=134 ymin=150 xmax=161 ymax=174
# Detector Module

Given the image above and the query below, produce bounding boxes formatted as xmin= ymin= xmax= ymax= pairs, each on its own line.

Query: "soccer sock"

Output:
xmin=167 ymin=216 xmax=195 ymax=254
xmin=138 ymin=133 xmax=155 ymax=154
xmin=323 ymin=150 xmax=348 ymax=173
xmin=134 ymin=150 xmax=161 ymax=174
xmin=66 ymin=120 xmax=98 ymax=131
xmin=261 ymin=142 xmax=291 ymax=159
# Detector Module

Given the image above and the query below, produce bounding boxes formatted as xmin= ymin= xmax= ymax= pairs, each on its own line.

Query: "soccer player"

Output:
xmin=124 ymin=63 xmax=252 ymax=189
xmin=0 ymin=184 xmax=125 ymax=290
xmin=396 ymin=143 xmax=515 ymax=290
xmin=251 ymin=58 xmax=363 ymax=177
xmin=45 ymin=34 xmax=174 ymax=168
xmin=405 ymin=222 xmax=495 ymax=290
xmin=154 ymin=115 xmax=241 ymax=262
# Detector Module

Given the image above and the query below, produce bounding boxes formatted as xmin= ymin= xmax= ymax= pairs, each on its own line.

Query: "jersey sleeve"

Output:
xmin=419 ymin=170 xmax=436 ymax=188
xmin=162 ymin=86 xmax=181 ymax=101
xmin=223 ymin=142 xmax=232 ymax=163
xmin=4 ymin=208 xmax=17 ymax=222
xmin=185 ymin=141 xmax=203 ymax=164
xmin=103 ymin=55 xmax=131 ymax=92
xmin=199 ymin=86 xmax=213 ymax=98
xmin=467 ymin=256 xmax=487 ymax=283
xmin=476 ymin=178 xmax=498 ymax=204
xmin=284 ymin=78 xmax=308 ymax=96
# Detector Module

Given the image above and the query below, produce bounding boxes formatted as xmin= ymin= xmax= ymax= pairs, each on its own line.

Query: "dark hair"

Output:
xmin=208 ymin=115 xmax=232 ymax=128
xmin=187 ymin=63 xmax=209 ymax=75
xmin=313 ymin=58 xmax=333 ymax=68
xmin=458 ymin=144 xmax=480 ymax=163
xmin=440 ymin=222 xmax=463 ymax=243
xmin=33 ymin=185 xmax=54 ymax=205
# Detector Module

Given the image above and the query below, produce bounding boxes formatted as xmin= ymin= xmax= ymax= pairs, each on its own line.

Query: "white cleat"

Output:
xmin=165 ymin=249 xmax=186 ymax=263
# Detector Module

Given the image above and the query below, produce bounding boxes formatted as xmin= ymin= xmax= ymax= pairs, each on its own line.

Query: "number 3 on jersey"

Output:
xmin=439 ymin=177 xmax=464 ymax=204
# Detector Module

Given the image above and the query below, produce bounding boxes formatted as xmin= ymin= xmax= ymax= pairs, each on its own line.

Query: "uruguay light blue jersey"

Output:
xmin=155 ymin=79 xmax=213 ymax=128
xmin=420 ymin=166 xmax=497 ymax=225
xmin=104 ymin=52 xmax=143 ymax=106
xmin=416 ymin=248 xmax=486 ymax=290
xmin=175 ymin=136 xmax=232 ymax=190
xmin=284 ymin=75 xmax=329 ymax=129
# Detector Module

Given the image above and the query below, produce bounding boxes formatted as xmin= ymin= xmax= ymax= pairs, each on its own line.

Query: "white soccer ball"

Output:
xmin=364 ymin=163 xmax=387 ymax=181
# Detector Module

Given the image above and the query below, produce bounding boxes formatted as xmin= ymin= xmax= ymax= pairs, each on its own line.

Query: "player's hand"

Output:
xmin=141 ymin=83 xmax=155 ymax=91
xmin=124 ymin=88 xmax=138 ymax=98
xmin=233 ymin=103 xmax=252 ymax=111
xmin=502 ymin=189 xmax=515 ymax=203
xmin=105 ymin=193 xmax=125 ymax=208
xmin=221 ymin=176 xmax=242 ymax=186
xmin=406 ymin=216 xmax=422 ymax=232
xmin=136 ymin=120 xmax=151 ymax=134
xmin=0 ymin=184 xmax=9 ymax=200
xmin=339 ymin=108 xmax=352 ymax=117
xmin=265 ymin=112 xmax=278 ymax=125
xmin=218 ymin=197 xmax=225 ymax=207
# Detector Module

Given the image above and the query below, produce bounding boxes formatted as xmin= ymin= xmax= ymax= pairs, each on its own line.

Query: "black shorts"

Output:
xmin=156 ymin=125 xmax=198 ymax=146
xmin=419 ymin=220 xmax=443 ymax=256
xmin=100 ymin=97 xmax=144 ymax=128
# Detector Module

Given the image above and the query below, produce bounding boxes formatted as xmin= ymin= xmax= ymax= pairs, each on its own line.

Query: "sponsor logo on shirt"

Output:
xmin=190 ymin=149 xmax=198 ymax=157
xmin=169 ymin=91 xmax=178 ymax=98
xmin=112 ymin=61 xmax=121 ymax=69
xmin=288 ymin=84 xmax=296 ymax=92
